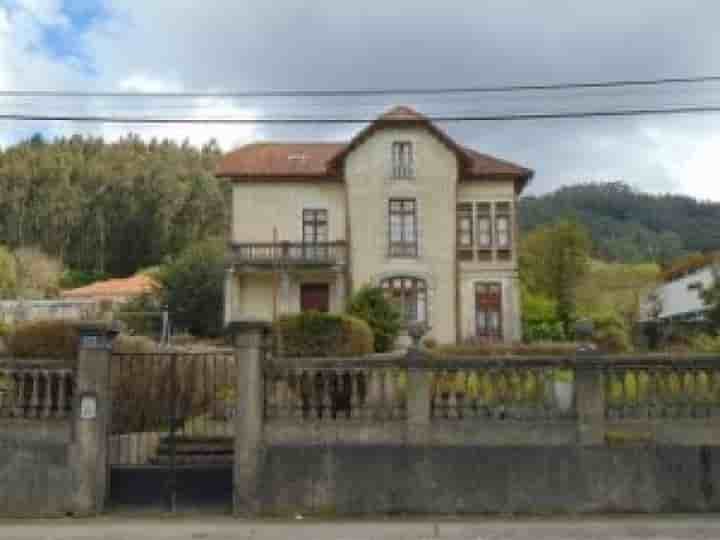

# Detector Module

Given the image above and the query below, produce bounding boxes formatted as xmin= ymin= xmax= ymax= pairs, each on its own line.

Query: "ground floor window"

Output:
xmin=475 ymin=282 xmax=502 ymax=340
xmin=381 ymin=277 xmax=427 ymax=324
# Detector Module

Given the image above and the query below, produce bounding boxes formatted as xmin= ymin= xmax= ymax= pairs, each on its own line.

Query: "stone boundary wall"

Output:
xmin=230 ymin=321 xmax=720 ymax=515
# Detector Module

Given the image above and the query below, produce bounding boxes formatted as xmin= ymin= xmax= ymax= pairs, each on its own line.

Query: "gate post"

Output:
xmin=71 ymin=321 xmax=118 ymax=515
xmin=229 ymin=319 xmax=271 ymax=516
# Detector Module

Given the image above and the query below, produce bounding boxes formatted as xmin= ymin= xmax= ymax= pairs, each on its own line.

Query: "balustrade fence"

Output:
xmin=0 ymin=362 xmax=74 ymax=419
xmin=264 ymin=354 xmax=720 ymax=435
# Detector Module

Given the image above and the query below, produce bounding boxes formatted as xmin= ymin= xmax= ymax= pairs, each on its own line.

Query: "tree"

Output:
xmin=14 ymin=246 xmax=62 ymax=299
xmin=156 ymin=238 xmax=225 ymax=337
xmin=0 ymin=245 xmax=17 ymax=298
xmin=520 ymin=220 xmax=592 ymax=334
xmin=347 ymin=285 xmax=401 ymax=352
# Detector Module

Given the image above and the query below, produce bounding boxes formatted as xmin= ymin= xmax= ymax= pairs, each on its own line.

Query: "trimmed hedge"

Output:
xmin=7 ymin=319 xmax=80 ymax=359
xmin=274 ymin=311 xmax=374 ymax=357
xmin=431 ymin=342 xmax=578 ymax=357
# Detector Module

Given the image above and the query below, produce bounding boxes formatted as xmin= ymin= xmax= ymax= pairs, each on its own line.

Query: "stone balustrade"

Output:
xmin=262 ymin=353 xmax=720 ymax=447
xmin=265 ymin=367 xmax=407 ymax=421
xmin=0 ymin=364 xmax=74 ymax=419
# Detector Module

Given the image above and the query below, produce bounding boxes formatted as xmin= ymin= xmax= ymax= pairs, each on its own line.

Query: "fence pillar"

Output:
xmin=575 ymin=361 xmax=606 ymax=446
xmin=230 ymin=319 xmax=271 ymax=516
xmin=71 ymin=321 xmax=117 ymax=515
xmin=406 ymin=347 xmax=431 ymax=444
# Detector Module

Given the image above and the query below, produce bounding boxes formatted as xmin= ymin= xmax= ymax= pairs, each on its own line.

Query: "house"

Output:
xmin=61 ymin=274 xmax=158 ymax=306
xmin=216 ymin=106 xmax=533 ymax=345
xmin=641 ymin=264 xmax=718 ymax=325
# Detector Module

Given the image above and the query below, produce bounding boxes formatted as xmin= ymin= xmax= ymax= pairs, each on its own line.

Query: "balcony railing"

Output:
xmin=229 ymin=241 xmax=347 ymax=266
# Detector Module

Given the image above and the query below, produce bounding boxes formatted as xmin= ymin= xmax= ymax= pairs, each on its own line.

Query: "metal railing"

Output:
xmin=228 ymin=241 xmax=347 ymax=266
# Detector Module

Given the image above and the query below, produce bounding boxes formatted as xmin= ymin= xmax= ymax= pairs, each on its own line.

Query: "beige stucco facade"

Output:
xmin=222 ymin=113 xmax=527 ymax=346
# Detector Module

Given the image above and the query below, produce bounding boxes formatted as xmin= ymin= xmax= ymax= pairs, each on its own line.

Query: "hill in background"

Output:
xmin=519 ymin=182 xmax=720 ymax=265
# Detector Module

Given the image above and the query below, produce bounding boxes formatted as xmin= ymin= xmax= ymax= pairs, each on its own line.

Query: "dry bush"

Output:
xmin=7 ymin=319 xmax=79 ymax=359
xmin=110 ymin=351 xmax=236 ymax=435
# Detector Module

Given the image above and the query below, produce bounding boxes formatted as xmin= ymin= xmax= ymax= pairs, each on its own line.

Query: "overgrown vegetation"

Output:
xmin=6 ymin=319 xmax=79 ymax=359
xmin=274 ymin=311 xmax=374 ymax=357
xmin=347 ymin=285 xmax=401 ymax=353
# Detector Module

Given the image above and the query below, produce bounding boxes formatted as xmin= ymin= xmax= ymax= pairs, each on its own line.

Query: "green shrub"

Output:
xmin=591 ymin=313 xmax=631 ymax=353
xmin=274 ymin=311 xmax=374 ymax=357
xmin=7 ymin=319 xmax=79 ymax=359
xmin=347 ymin=285 xmax=401 ymax=352
xmin=0 ymin=322 xmax=12 ymax=338
xmin=689 ymin=333 xmax=720 ymax=353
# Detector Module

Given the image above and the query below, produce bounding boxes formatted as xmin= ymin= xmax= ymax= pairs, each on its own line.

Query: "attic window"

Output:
xmin=392 ymin=142 xmax=414 ymax=178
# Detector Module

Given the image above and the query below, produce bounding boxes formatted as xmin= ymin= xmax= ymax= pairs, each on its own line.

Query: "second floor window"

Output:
xmin=392 ymin=141 xmax=414 ymax=178
xmin=389 ymin=199 xmax=417 ymax=257
xmin=476 ymin=203 xmax=492 ymax=249
xmin=302 ymin=209 xmax=328 ymax=243
xmin=495 ymin=202 xmax=511 ymax=249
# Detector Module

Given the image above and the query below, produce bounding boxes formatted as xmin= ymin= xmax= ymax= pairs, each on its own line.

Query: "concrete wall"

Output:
xmin=0 ymin=435 xmax=73 ymax=516
xmin=258 ymin=445 xmax=720 ymax=515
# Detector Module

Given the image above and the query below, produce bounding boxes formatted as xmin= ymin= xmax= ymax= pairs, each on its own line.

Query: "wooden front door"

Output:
xmin=300 ymin=283 xmax=330 ymax=313
xmin=475 ymin=282 xmax=502 ymax=341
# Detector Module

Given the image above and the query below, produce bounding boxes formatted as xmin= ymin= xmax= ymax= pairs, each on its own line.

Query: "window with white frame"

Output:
xmin=392 ymin=141 xmax=414 ymax=178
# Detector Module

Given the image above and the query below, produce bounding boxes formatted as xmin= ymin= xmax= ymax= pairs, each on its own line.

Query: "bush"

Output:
xmin=7 ymin=319 xmax=79 ymax=359
xmin=347 ymin=285 xmax=401 ymax=352
xmin=0 ymin=322 xmax=12 ymax=338
xmin=591 ymin=313 xmax=631 ymax=353
xmin=524 ymin=320 xmax=566 ymax=342
xmin=689 ymin=333 xmax=720 ymax=353
xmin=115 ymin=294 xmax=162 ymax=337
xmin=113 ymin=334 xmax=160 ymax=354
xmin=432 ymin=341 xmax=578 ymax=357
xmin=274 ymin=311 xmax=374 ymax=357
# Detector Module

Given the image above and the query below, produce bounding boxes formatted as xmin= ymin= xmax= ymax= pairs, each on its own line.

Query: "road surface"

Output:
xmin=1 ymin=515 xmax=719 ymax=539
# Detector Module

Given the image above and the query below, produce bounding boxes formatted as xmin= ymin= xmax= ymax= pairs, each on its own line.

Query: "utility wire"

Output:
xmin=3 ymin=105 xmax=720 ymax=124
xmin=3 ymin=75 xmax=720 ymax=98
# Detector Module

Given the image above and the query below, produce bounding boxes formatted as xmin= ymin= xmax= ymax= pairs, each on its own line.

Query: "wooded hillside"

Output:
xmin=519 ymin=182 xmax=720 ymax=264
xmin=0 ymin=135 xmax=228 ymax=278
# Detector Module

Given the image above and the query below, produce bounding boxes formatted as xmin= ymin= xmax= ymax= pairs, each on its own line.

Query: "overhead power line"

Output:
xmin=3 ymin=105 xmax=720 ymax=124
xmin=3 ymin=75 xmax=720 ymax=99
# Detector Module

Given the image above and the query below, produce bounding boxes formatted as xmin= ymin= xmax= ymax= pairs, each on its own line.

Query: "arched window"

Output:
xmin=381 ymin=277 xmax=427 ymax=324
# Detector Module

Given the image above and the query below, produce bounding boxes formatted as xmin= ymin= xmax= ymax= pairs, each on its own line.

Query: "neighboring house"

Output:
xmin=641 ymin=264 xmax=718 ymax=324
xmin=216 ymin=106 xmax=533 ymax=345
xmin=61 ymin=274 xmax=158 ymax=306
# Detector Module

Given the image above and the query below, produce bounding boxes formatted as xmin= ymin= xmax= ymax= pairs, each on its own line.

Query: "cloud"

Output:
xmin=2 ymin=0 xmax=720 ymax=198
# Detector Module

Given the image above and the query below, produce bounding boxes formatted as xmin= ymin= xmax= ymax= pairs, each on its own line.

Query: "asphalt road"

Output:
xmin=1 ymin=516 xmax=720 ymax=540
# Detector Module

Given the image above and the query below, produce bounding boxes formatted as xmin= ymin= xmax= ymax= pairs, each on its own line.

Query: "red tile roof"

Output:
xmin=61 ymin=274 xmax=159 ymax=299
xmin=216 ymin=106 xmax=533 ymax=189
xmin=215 ymin=142 xmax=346 ymax=178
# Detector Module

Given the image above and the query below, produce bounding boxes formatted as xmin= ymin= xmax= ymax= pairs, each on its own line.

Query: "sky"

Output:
xmin=2 ymin=0 xmax=720 ymax=199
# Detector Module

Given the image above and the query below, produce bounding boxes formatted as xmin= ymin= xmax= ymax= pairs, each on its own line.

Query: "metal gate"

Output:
xmin=107 ymin=351 xmax=237 ymax=512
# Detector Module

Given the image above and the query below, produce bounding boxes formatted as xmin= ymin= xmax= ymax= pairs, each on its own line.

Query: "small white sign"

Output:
xmin=80 ymin=395 xmax=97 ymax=420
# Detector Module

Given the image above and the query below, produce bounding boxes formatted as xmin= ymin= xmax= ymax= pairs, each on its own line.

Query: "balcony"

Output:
xmin=228 ymin=241 xmax=347 ymax=268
